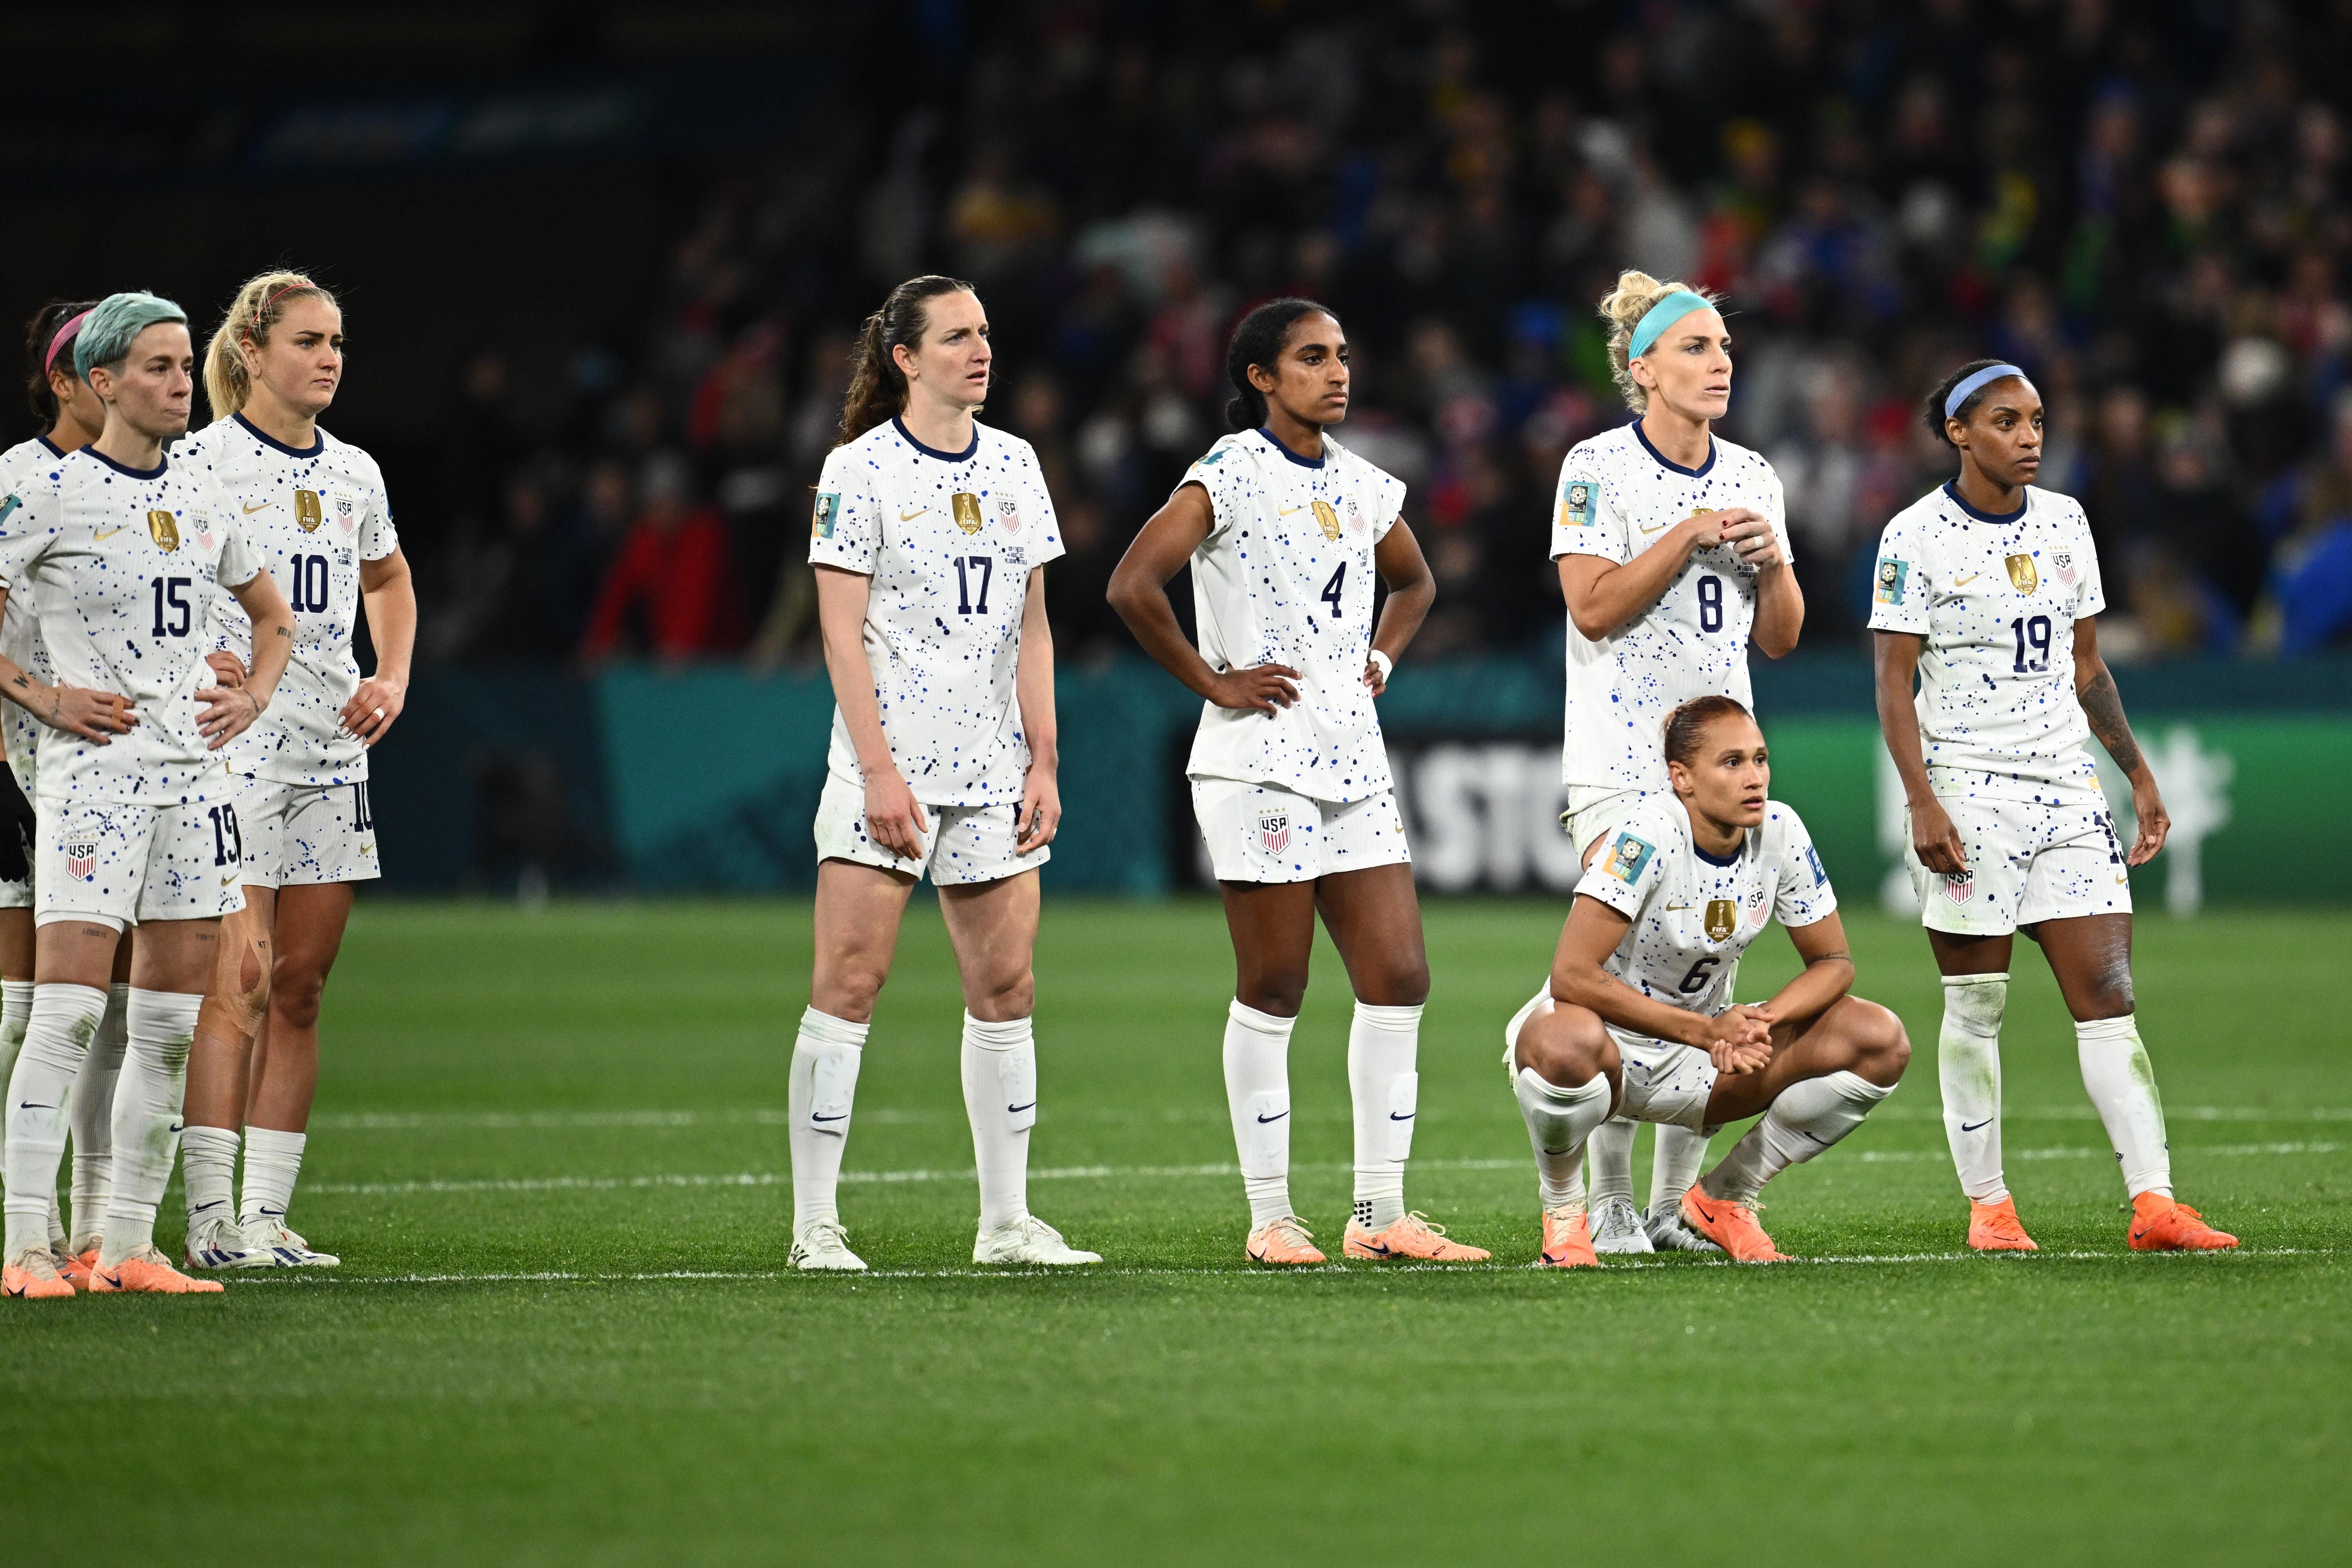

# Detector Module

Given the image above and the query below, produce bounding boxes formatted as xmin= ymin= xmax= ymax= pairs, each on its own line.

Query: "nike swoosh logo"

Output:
xmin=1277 ymin=505 xmax=1306 ymax=516
xmin=1961 ymin=1118 xmax=1992 ymax=1132
xmin=1256 ymin=1110 xmax=1289 ymax=1124
xmin=898 ymin=508 xmax=928 ymax=520
xmin=242 ymin=500 xmax=272 ymax=514
xmin=810 ymin=1112 xmax=848 ymax=1122
xmin=1358 ymin=1241 xmax=1395 ymax=1255
xmin=18 ymin=1101 xmax=53 ymax=1110
xmin=1955 ymin=573 xmax=1981 ymax=586
xmin=93 ymin=525 xmax=126 ymax=540
xmin=1667 ymin=903 xmax=1697 ymax=911
xmin=1389 ymin=1111 xmax=1414 ymax=1121
xmin=1006 ymin=1102 xmax=1036 ymax=1114
xmin=1640 ymin=520 xmax=1667 ymax=533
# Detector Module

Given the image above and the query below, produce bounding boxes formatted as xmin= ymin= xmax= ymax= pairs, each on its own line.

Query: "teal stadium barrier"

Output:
xmin=367 ymin=655 xmax=2352 ymax=906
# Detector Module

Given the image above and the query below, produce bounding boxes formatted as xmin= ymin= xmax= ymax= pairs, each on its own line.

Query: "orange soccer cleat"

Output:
xmin=3 ymin=1248 xmax=75 ymax=1299
xmin=1968 ymin=1197 xmax=2040 ymax=1252
xmin=1343 ymin=1212 xmax=1491 ymax=1263
xmin=2128 ymin=1193 xmax=2239 ymax=1252
xmin=1681 ymin=1187 xmax=1792 ymax=1263
xmin=85 ymin=1249 xmax=226 ymax=1295
xmin=1245 ymin=1216 xmax=1327 ymax=1266
xmin=1539 ymin=1204 xmax=1598 ymax=1268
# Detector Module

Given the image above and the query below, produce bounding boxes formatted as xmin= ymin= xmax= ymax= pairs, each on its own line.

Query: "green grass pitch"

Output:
xmin=5 ymin=898 xmax=2346 ymax=1566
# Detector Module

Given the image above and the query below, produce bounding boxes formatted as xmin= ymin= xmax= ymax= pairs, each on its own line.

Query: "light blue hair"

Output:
xmin=73 ymin=291 xmax=189 ymax=382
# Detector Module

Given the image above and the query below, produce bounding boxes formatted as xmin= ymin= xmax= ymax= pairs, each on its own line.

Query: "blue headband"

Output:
xmin=1627 ymin=292 xmax=1714 ymax=359
xmin=1944 ymin=363 xmax=2029 ymax=421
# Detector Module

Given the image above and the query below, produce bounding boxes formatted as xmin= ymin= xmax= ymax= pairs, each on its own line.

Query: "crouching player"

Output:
xmin=1503 ymin=696 xmax=1909 ymax=1265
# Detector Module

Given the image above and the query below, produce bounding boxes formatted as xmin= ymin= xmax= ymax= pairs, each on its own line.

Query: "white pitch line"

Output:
xmin=300 ymin=1142 xmax=2342 ymax=1199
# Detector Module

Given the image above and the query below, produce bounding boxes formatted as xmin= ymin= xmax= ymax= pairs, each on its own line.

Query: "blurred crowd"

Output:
xmin=423 ymin=0 xmax=2352 ymax=668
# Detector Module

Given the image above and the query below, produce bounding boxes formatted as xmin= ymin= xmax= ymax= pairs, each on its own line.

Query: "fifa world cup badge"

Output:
xmin=812 ymin=492 xmax=840 ymax=540
xmin=295 ymin=489 xmax=325 ymax=532
xmin=1874 ymin=557 xmax=1909 ymax=605
xmin=1311 ymin=500 xmax=1340 ymax=541
xmin=147 ymin=510 xmax=179 ymax=552
xmin=1560 ymin=481 xmax=1595 ymax=527
xmin=952 ymin=492 xmax=985 ymax=534
xmin=2005 ymin=553 xmax=2039 ymax=593
xmin=1704 ymin=898 xmax=1737 ymax=941
xmin=1603 ymin=833 xmax=1655 ymax=883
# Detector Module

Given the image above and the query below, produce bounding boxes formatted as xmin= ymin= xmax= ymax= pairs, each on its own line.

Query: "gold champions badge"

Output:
xmin=295 ymin=489 xmax=324 ymax=532
xmin=2005 ymin=554 xmax=2039 ymax=593
xmin=951 ymin=492 xmax=984 ymax=535
xmin=1311 ymin=500 xmax=1340 ymax=541
xmin=1704 ymin=899 xmax=1738 ymax=942
xmin=147 ymin=511 xmax=179 ymax=551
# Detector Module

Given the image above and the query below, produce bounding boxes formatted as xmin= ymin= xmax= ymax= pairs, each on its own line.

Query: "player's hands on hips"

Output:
xmin=1209 ymin=663 xmax=1300 ymax=714
xmin=863 ymin=768 xmax=928 ymax=860
xmin=340 ymin=673 xmax=407 ymax=748
xmin=2126 ymin=777 xmax=2170 ymax=865
xmin=205 ymin=651 xmax=248 ymax=689
xmin=197 ymin=685 xmax=265 ymax=747
xmin=1700 ymin=1004 xmax=1775 ymax=1074
xmin=1362 ymin=655 xmax=1388 ymax=696
xmin=1016 ymin=764 xmax=1060 ymax=851
xmin=1911 ymin=798 xmax=1969 ymax=876
xmin=43 ymin=686 xmax=136 ymax=743
xmin=1715 ymin=510 xmax=1786 ymax=569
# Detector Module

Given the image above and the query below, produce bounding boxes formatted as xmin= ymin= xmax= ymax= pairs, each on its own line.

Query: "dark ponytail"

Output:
xmin=1662 ymin=694 xmax=1755 ymax=769
xmin=1223 ymin=297 xmax=1337 ymax=431
xmin=1923 ymin=358 xmax=2012 ymax=446
xmin=838 ymin=275 xmax=977 ymax=444
xmin=23 ymin=298 xmax=98 ymax=427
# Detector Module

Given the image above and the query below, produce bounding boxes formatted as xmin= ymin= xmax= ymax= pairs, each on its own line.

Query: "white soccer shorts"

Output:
xmin=36 ymin=796 xmax=247 ymax=928
xmin=1607 ymin=1026 xmax=1719 ymax=1131
xmin=232 ymin=773 xmax=382 ymax=889
xmin=1190 ymin=776 xmax=1410 ymax=885
xmin=813 ymin=770 xmax=1048 ymax=886
xmin=1905 ymin=793 xmax=2133 ymax=936
xmin=0 ymin=732 xmax=39 ymax=910
xmin=1559 ymin=784 xmax=1652 ymax=859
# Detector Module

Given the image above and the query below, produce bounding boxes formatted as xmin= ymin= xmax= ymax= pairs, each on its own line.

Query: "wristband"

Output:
xmin=1367 ymin=650 xmax=1393 ymax=682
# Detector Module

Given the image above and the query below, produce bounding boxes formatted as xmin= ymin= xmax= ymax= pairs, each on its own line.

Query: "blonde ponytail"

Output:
xmin=1598 ymin=269 xmax=1721 ymax=415
xmin=205 ymin=270 xmax=335 ymax=421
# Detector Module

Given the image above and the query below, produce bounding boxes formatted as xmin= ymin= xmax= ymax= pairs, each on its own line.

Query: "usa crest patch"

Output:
xmin=1256 ymin=810 xmax=1290 ymax=856
xmin=64 ymin=839 xmax=96 ymax=880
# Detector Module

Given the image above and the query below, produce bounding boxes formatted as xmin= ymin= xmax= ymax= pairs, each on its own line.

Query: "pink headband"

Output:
xmin=43 ymin=309 xmax=92 ymax=375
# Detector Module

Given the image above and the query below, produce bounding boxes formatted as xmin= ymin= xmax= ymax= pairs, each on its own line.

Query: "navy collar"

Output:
xmin=1634 ymin=419 xmax=1715 ymax=478
xmin=1691 ymin=832 xmax=1746 ymax=867
xmin=892 ymin=415 xmax=979 ymax=464
xmin=36 ymin=435 xmax=64 ymax=458
xmin=1943 ymin=479 xmax=2027 ymax=525
xmin=235 ymin=412 xmax=324 ymax=460
xmin=78 ymin=446 xmax=166 ymax=482
xmin=1256 ymin=428 xmax=1326 ymax=468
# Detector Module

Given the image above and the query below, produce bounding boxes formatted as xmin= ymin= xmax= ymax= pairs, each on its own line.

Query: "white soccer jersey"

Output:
xmin=1180 ymin=429 xmax=1406 ymax=803
xmin=1576 ymin=795 xmax=1836 ymax=1019
xmin=192 ymin=415 xmax=399 ymax=788
xmin=809 ymin=416 xmax=1064 ymax=807
xmin=0 ymin=437 xmax=65 ymax=786
xmin=0 ymin=447 xmax=262 ymax=805
xmin=1866 ymin=482 xmax=2107 ymax=804
xmin=1550 ymin=424 xmax=1792 ymax=792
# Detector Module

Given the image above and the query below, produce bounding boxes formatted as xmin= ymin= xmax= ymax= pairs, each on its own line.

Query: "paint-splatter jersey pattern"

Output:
xmin=0 ymin=437 xmax=65 ymax=788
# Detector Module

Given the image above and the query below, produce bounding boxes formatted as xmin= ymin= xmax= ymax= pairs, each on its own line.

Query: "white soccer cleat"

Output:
xmin=788 ymin=1219 xmax=867 ymax=1272
xmin=1590 ymin=1195 xmax=1656 ymax=1255
xmin=1644 ymin=1202 xmax=1725 ymax=1254
xmin=240 ymin=1214 xmax=341 ymax=1268
xmin=973 ymin=1214 xmax=1100 ymax=1266
xmin=184 ymin=1211 xmax=280 ymax=1271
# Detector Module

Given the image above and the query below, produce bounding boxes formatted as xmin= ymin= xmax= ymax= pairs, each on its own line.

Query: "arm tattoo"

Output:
xmin=2077 ymin=668 xmax=2143 ymax=775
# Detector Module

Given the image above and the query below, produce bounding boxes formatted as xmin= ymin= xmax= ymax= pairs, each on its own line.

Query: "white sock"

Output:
xmin=2077 ymin=1014 xmax=2171 ymax=1200
xmin=1 ymin=983 xmax=104 ymax=1259
xmin=1347 ymin=1001 xmax=1419 ymax=1232
xmin=1584 ymin=1117 xmax=1637 ymax=1206
xmin=181 ymin=1125 xmax=241 ymax=1234
xmin=1514 ymin=1067 xmax=1613 ymax=1210
xmin=0 ymin=978 xmax=59 ymax=1249
xmin=68 ymin=982 xmax=129 ymax=1250
xmin=98 ymin=988 xmax=201 ymax=1267
xmin=1937 ymin=973 xmax=2009 ymax=1203
xmin=239 ymin=1127 xmax=307 ymax=1226
xmin=1649 ymin=1124 xmax=1710 ymax=1212
xmin=1224 ymin=999 xmax=1295 ymax=1227
xmin=787 ymin=1007 xmax=866 ymax=1233
xmin=1703 ymin=1070 xmax=1894 ymax=1203
xmin=961 ymin=1012 xmax=1035 ymax=1232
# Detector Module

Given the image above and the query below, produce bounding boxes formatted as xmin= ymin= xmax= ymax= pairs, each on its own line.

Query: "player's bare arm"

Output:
xmin=1873 ymin=628 xmax=1966 ymax=874
xmin=1760 ymin=912 xmax=1858 ymax=1029
xmin=1106 ymin=481 xmax=1300 ymax=713
xmin=201 ymin=566 xmax=296 ymax=748
xmin=340 ymin=544 xmax=415 ymax=747
xmin=1550 ymin=893 xmax=1773 ymax=1072
xmin=1364 ymin=519 xmax=1433 ymax=695
xmin=0 ymin=584 xmax=137 ymax=742
xmin=814 ymin=561 xmax=926 ymax=859
xmin=2072 ymin=615 xmax=2168 ymax=864
xmin=1555 ymin=508 xmax=1730 ymax=641
xmin=1743 ymin=518 xmax=1803 ymax=658
xmin=1012 ymin=569 xmax=1059 ymax=850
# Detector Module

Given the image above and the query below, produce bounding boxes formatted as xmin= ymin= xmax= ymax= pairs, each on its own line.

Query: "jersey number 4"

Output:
xmin=1320 ymin=562 xmax=1346 ymax=619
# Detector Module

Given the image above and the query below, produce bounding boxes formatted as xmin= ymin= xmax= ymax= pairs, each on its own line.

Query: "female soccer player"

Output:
xmin=0 ymin=291 xmax=295 ymax=1298
xmin=1869 ymin=361 xmax=2236 ymax=1254
xmin=1107 ymin=298 xmax=1488 ymax=1267
xmin=790 ymin=274 xmax=1096 ymax=1273
xmin=1549 ymin=270 xmax=1803 ymax=1255
xmin=173 ymin=271 xmax=415 ymax=1271
xmin=1505 ymin=696 xmax=1909 ymax=1266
